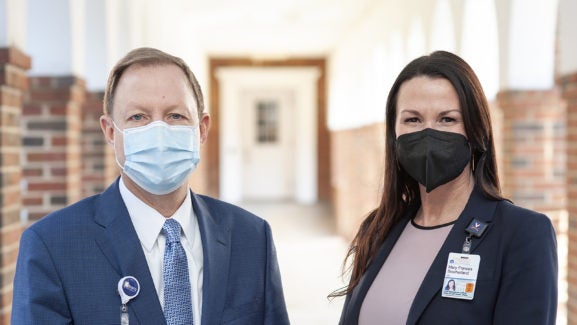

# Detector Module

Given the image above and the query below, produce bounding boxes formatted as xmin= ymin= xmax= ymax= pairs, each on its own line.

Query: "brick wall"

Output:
xmin=21 ymin=76 xmax=86 ymax=222
xmin=101 ymin=110 xmax=118 ymax=190
xmin=559 ymin=72 xmax=577 ymax=324
xmin=82 ymin=91 xmax=116 ymax=196
xmin=488 ymin=101 xmax=504 ymax=185
xmin=0 ymin=47 xmax=30 ymax=324
xmin=331 ymin=123 xmax=384 ymax=239
xmin=496 ymin=89 xmax=566 ymax=216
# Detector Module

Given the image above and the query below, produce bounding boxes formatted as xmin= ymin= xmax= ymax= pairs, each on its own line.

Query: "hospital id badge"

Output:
xmin=442 ymin=252 xmax=480 ymax=300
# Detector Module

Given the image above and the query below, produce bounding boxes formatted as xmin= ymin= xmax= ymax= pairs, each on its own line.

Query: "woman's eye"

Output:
xmin=404 ymin=117 xmax=419 ymax=123
xmin=440 ymin=116 xmax=456 ymax=123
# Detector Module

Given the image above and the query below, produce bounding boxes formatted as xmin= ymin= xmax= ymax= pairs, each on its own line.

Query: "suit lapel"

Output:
xmin=193 ymin=193 xmax=232 ymax=325
xmin=93 ymin=180 xmax=166 ymax=325
xmin=406 ymin=188 xmax=498 ymax=324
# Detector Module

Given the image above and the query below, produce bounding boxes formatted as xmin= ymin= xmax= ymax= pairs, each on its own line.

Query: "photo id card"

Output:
xmin=442 ymin=252 xmax=481 ymax=300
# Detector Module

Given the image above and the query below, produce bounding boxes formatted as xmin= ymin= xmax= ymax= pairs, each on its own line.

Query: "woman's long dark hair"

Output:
xmin=331 ymin=51 xmax=503 ymax=297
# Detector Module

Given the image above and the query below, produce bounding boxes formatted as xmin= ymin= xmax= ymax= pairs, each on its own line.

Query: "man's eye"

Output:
xmin=129 ymin=114 xmax=144 ymax=121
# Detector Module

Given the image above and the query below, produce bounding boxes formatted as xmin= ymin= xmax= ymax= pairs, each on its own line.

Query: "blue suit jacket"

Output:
xmin=12 ymin=179 xmax=290 ymax=324
xmin=339 ymin=187 xmax=558 ymax=324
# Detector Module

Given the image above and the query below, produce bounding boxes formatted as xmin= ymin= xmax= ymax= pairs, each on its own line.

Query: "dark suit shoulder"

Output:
xmin=25 ymin=194 xmax=100 ymax=234
xmin=490 ymin=199 xmax=556 ymax=257
xmin=494 ymin=199 xmax=553 ymax=230
xmin=194 ymin=194 xmax=268 ymax=229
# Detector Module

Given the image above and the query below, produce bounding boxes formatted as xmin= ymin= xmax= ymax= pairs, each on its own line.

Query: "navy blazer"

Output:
xmin=339 ymin=187 xmax=558 ymax=324
xmin=12 ymin=179 xmax=290 ymax=324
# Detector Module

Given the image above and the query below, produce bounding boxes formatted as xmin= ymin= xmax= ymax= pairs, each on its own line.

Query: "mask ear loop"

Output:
xmin=111 ymin=121 xmax=126 ymax=170
xmin=112 ymin=120 xmax=124 ymax=134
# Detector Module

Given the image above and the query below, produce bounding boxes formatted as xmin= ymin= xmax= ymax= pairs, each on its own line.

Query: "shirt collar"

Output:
xmin=119 ymin=177 xmax=196 ymax=252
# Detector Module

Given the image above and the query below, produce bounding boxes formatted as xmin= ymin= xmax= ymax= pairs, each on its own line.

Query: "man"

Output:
xmin=12 ymin=47 xmax=290 ymax=324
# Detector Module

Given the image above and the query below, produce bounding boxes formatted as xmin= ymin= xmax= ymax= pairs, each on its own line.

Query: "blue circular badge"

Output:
xmin=118 ymin=276 xmax=140 ymax=304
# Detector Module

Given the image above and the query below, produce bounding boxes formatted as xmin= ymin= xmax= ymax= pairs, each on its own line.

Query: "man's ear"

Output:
xmin=100 ymin=115 xmax=115 ymax=145
xmin=199 ymin=113 xmax=211 ymax=145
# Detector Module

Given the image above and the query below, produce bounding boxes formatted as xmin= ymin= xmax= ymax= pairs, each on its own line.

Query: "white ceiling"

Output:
xmin=170 ymin=0 xmax=377 ymax=57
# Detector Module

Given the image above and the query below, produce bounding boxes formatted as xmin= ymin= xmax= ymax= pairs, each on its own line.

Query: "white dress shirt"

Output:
xmin=119 ymin=178 xmax=203 ymax=325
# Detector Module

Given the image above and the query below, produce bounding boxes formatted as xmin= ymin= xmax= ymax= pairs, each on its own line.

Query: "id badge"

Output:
xmin=442 ymin=252 xmax=480 ymax=300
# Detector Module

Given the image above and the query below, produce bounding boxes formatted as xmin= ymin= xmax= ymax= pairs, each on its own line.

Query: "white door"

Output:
xmin=241 ymin=90 xmax=294 ymax=201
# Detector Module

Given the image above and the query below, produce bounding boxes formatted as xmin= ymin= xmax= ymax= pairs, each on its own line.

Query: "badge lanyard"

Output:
xmin=442 ymin=218 xmax=487 ymax=300
xmin=118 ymin=276 xmax=140 ymax=325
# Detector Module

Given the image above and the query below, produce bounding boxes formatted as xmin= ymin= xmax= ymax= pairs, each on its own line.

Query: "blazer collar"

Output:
xmin=406 ymin=187 xmax=498 ymax=324
xmin=192 ymin=193 xmax=232 ymax=325
xmin=93 ymin=181 xmax=235 ymax=324
xmin=93 ymin=179 xmax=167 ymax=324
xmin=341 ymin=186 xmax=498 ymax=325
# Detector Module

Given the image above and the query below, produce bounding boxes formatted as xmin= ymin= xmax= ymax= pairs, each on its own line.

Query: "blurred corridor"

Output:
xmin=239 ymin=201 xmax=348 ymax=324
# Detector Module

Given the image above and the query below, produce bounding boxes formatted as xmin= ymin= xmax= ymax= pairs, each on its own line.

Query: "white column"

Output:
xmin=506 ymin=0 xmax=558 ymax=89
xmin=85 ymin=0 xmax=108 ymax=91
xmin=430 ymin=0 xmax=456 ymax=53
xmin=558 ymin=0 xmax=577 ymax=76
xmin=294 ymin=69 xmax=320 ymax=204
xmin=105 ymin=0 xmax=132 ymax=67
xmin=460 ymin=0 xmax=499 ymax=99
xmin=216 ymin=69 xmax=244 ymax=203
xmin=0 ymin=0 xmax=27 ymax=48
xmin=26 ymin=0 xmax=86 ymax=76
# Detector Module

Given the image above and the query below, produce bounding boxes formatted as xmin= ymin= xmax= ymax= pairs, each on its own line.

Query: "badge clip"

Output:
xmin=465 ymin=218 xmax=488 ymax=238
xmin=462 ymin=218 xmax=488 ymax=254
xmin=117 ymin=276 xmax=140 ymax=325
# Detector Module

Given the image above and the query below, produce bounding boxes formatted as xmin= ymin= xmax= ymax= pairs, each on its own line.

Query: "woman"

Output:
xmin=335 ymin=51 xmax=557 ymax=324
xmin=444 ymin=279 xmax=456 ymax=291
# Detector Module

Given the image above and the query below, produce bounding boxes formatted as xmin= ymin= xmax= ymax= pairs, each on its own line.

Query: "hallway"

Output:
xmin=239 ymin=202 xmax=349 ymax=324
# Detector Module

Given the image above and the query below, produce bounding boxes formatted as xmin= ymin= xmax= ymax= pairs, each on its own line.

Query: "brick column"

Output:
xmin=22 ymin=76 xmax=85 ymax=222
xmin=82 ymin=92 xmax=116 ymax=197
xmin=497 ymin=89 xmax=566 ymax=217
xmin=559 ymin=73 xmax=577 ymax=324
xmin=0 ymin=47 xmax=30 ymax=323
xmin=498 ymin=88 xmax=568 ymax=323
xmin=331 ymin=123 xmax=384 ymax=239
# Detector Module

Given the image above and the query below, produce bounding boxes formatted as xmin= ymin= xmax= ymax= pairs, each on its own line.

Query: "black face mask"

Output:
xmin=396 ymin=128 xmax=471 ymax=193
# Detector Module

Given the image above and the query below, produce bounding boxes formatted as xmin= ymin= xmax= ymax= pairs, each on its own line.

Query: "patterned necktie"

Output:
xmin=163 ymin=218 xmax=194 ymax=325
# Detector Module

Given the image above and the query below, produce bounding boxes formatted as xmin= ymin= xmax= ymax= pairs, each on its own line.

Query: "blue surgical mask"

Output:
xmin=114 ymin=121 xmax=200 ymax=195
